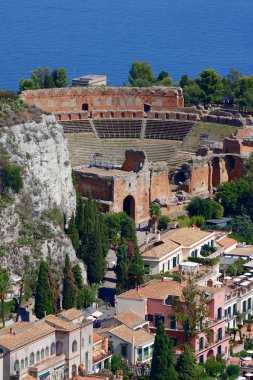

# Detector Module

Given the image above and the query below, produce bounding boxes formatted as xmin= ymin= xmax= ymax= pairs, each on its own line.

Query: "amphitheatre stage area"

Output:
xmin=22 ymin=86 xmax=199 ymax=169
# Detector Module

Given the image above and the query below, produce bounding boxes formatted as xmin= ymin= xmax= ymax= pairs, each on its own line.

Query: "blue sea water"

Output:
xmin=1 ymin=0 xmax=253 ymax=91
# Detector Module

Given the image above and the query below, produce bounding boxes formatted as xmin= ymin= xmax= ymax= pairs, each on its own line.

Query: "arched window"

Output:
xmin=41 ymin=349 xmax=45 ymax=360
xmin=45 ymin=347 xmax=49 ymax=358
xmin=29 ymin=353 xmax=34 ymax=366
xmin=36 ymin=351 xmax=40 ymax=362
xmin=21 ymin=359 xmax=24 ymax=371
xmin=14 ymin=359 xmax=20 ymax=372
xmin=50 ymin=342 xmax=56 ymax=356
xmin=25 ymin=358 xmax=28 ymax=368
xmin=72 ymin=340 xmax=77 ymax=353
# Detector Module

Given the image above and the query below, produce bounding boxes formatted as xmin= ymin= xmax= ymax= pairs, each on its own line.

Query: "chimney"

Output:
xmin=9 ymin=328 xmax=13 ymax=335
xmin=157 ymin=230 xmax=161 ymax=241
xmin=145 ymin=231 xmax=150 ymax=243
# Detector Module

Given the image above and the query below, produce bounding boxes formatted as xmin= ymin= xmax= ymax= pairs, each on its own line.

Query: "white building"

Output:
xmin=140 ymin=227 xmax=216 ymax=275
xmin=0 ymin=308 xmax=93 ymax=380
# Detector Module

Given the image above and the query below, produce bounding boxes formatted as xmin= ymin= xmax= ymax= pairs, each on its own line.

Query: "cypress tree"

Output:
xmin=150 ymin=321 xmax=174 ymax=380
xmin=73 ymin=263 xmax=84 ymax=309
xmin=115 ymin=244 xmax=129 ymax=291
xmin=62 ymin=254 xmax=78 ymax=310
xmin=176 ymin=348 xmax=197 ymax=380
xmin=75 ymin=192 xmax=85 ymax=237
xmin=79 ymin=196 xmax=107 ymax=284
xmin=67 ymin=215 xmax=80 ymax=252
xmin=34 ymin=261 xmax=56 ymax=319
xmin=72 ymin=264 xmax=83 ymax=289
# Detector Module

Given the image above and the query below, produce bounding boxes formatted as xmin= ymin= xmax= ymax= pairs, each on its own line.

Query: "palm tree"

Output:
xmin=149 ymin=202 xmax=161 ymax=232
xmin=0 ymin=268 xmax=13 ymax=327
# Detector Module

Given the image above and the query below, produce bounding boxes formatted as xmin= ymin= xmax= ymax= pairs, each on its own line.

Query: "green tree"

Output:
xmin=0 ymin=268 xmax=13 ymax=327
xmin=62 ymin=254 xmax=78 ymax=310
xmin=156 ymin=71 xmax=173 ymax=86
xmin=31 ymin=67 xmax=51 ymax=89
xmin=80 ymin=284 xmax=100 ymax=308
xmin=226 ymin=364 xmax=240 ymax=377
xmin=231 ymin=214 xmax=253 ymax=243
xmin=115 ymin=244 xmax=129 ymax=291
xmin=215 ymin=179 xmax=250 ymax=216
xmin=149 ymin=202 xmax=162 ymax=231
xmin=176 ymin=348 xmax=197 ymax=380
xmin=173 ymin=279 xmax=209 ymax=342
xmin=222 ymin=68 xmax=243 ymax=101
xmin=34 ymin=261 xmax=56 ymax=319
xmin=67 ymin=215 xmax=80 ymax=252
xmin=150 ymin=321 xmax=174 ymax=380
xmin=110 ymin=354 xmax=125 ymax=373
xmin=128 ymin=61 xmax=155 ymax=87
xmin=187 ymin=197 xmax=223 ymax=220
xmin=51 ymin=68 xmax=68 ymax=88
xmin=19 ymin=78 xmax=39 ymax=91
xmin=198 ymin=69 xmax=224 ymax=104
xmin=235 ymin=75 xmax=253 ymax=110
xmin=180 ymin=74 xmax=190 ymax=88
xmin=158 ymin=215 xmax=170 ymax=230
xmin=183 ymin=81 xmax=203 ymax=106
xmin=204 ymin=356 xmax=226 ymax=378
xmin=72 ymin=264 xmax=83 ymax=289
xmin=2 ymin=162 xmax=23 ymax=193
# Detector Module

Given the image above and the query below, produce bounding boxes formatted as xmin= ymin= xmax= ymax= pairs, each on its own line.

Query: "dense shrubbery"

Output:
xmin=187 ymin=197 xmax=224 ymax=220
xmin=2 ymin=162 xmax=23 ymax=192
xmin=128 ymin=62 xmax=253 ymax=110
xmin=188 ymin=256 xmax=219 ymax=266
xmin=19 ymin=67 xmax=68 ymax=91
xmin=158 ymin=215 xmax=170 ymax=230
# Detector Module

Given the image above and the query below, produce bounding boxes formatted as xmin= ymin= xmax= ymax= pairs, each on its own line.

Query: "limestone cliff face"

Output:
xmin=0 ymin=115 xmax=86 ymax=280
xmin=0 ymin=114 xmax=75 ymax=218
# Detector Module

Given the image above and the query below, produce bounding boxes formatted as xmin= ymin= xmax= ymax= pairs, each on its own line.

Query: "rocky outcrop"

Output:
xmin=0 ymin=115 xmax=86 ymax=281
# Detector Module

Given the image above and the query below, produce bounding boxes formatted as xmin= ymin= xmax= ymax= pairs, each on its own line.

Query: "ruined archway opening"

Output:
xmin=123 ymin=195 xmax=135 ymax=220
xmin=211 ymin=157 xmax=221 ymax=188
xmin=225 ymin=155 xmax=235 ymax=179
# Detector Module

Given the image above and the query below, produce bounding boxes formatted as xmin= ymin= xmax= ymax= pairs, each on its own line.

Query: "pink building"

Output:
xmin=115 ymin=279 xmax=229 ymax=363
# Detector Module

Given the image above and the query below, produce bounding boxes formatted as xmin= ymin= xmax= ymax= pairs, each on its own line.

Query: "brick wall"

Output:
xmin=21 ymin=86 xmax=184 ymax=113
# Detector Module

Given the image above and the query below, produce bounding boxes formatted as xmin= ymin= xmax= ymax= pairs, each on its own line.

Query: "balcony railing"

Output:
xmin=197 ymin=334 xmax=230 ymax=353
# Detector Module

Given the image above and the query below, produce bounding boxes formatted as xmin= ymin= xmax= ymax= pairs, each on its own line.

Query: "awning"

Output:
xmin=92 ymin=310 xmax=103 ymax=318
xmin=54 ymin=363 xmax=65 ymax=370
xmin=39 ymin=371 xmax=50 ymax=379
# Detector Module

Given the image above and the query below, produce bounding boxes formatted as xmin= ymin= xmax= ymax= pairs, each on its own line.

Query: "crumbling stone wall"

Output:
xmin=201 ymin=114 xmax=246 ymax=127
xmin=74 ymin=151 xmax=171 ymax=224
xmin=21 ymin=86 xmax=184 ymax=113
xmin=181 ymin=154 xmax=244 ymax=195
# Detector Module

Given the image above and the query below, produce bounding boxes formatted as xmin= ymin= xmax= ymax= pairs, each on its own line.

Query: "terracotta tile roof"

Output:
xmin=45 ymin=315 xmax=77 ymax=331
xmin=217 ymin=236 xmax=237 ymax=249
xmin=228 ymin=246 xmax=253 ymax=256
xmin=93 ymin=333 xmax=103 ymax=343
xmin=114 ymin=309 xmax=146 ymax=328
xmin=109 ymin=325 xmax=154 ymax=347
xmin=0 ymin=321 xmax=55 ymax=351
xmin=58 ymin=308 xmax=84 ymax=321
xmin=164 ymin=227 xmax=214 ymax=247
xmin=0 ymin=322 xmax=33 ymax=336
xmin=117 ymin=279 xmax=183 ymax=300
xmin=140 ymin=238 xmax=181 ymax=260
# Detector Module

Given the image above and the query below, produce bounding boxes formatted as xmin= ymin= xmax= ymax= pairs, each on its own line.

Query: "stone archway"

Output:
xmin=211 ymin=157 xmax=221 ymax=188
xmin=225 ymin=155 xmax=236 ymax=180
xmin=123 ymin=195 xmax=135 ymax=220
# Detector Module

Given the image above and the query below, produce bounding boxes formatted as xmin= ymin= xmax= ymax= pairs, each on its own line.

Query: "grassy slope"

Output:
xmin=183 ymin=122 xmax=237 ymax=151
